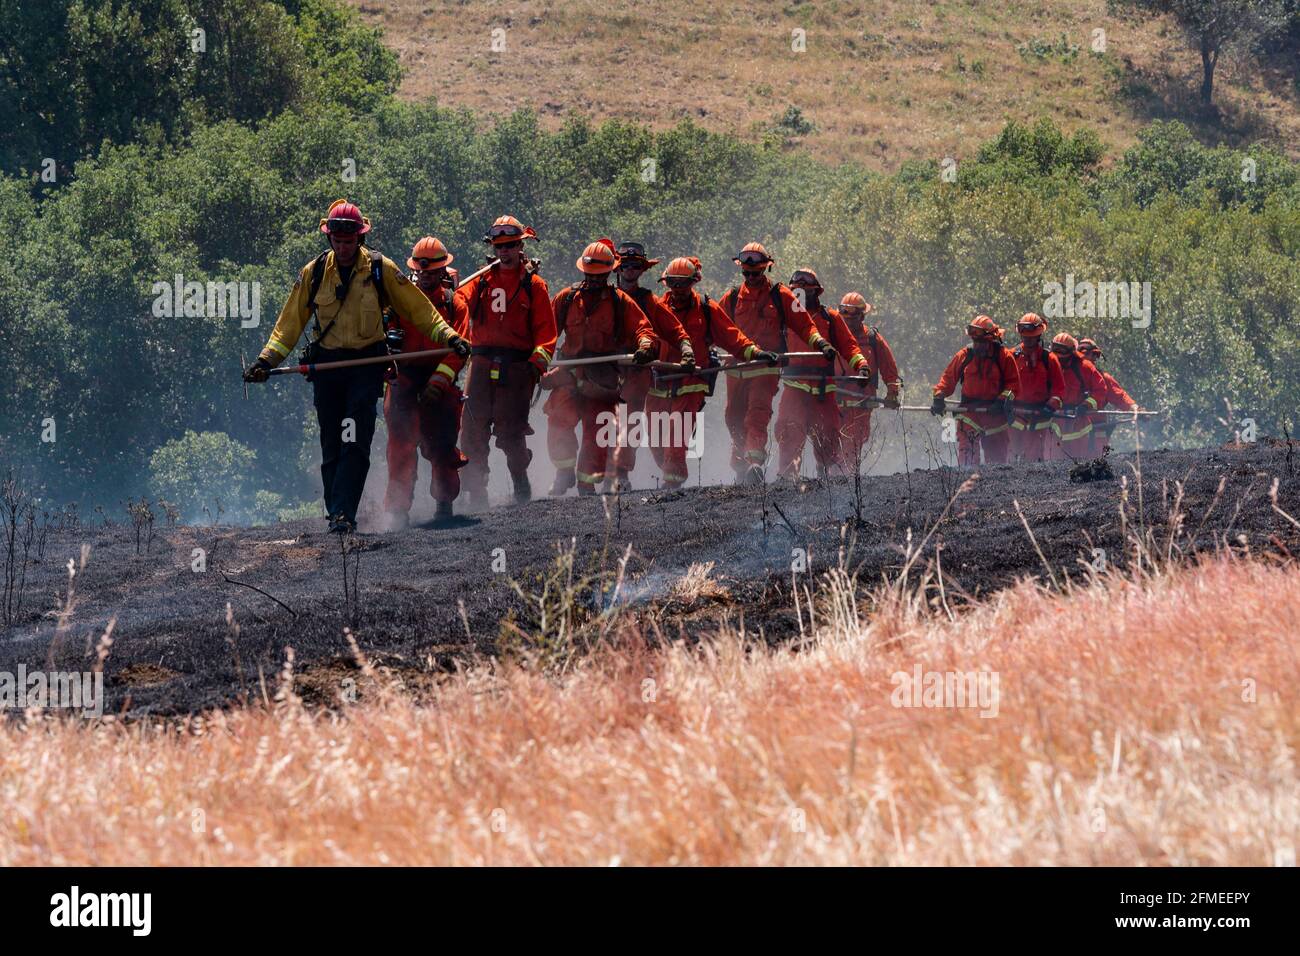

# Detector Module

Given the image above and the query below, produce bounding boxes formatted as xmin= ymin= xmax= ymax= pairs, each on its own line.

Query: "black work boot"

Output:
xmin=434 ymin=500 xmax=453 ymax=521
xmin=513 ymin=472 xmax=533 ymax=504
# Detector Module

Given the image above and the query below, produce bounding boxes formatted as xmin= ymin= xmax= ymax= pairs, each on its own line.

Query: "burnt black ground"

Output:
xmin=3 ymin=442 xmax=1297 ymax=715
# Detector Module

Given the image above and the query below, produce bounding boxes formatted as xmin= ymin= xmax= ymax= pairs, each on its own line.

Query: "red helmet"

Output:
xmin=576 ymin=237 xmax=618 ymax=275
xmin=967 ymin=315 xmax=1000 ymax=340
xmin=320 ymin=199 xmax=371 ymax=236
xmin=734 ymin=241 xmax=773 ymax=268
xmin=839 ymin=291 xmax=872 ymax=315
xmin=788 ymin=267 xmax=823 ymax=291
xmin=1017 ymin=311 xmax=1047 ymax=336
xmin=407 ymin=236 xmax=453 ymax=270
xmin=485 ymin=215 xmax=538 ymax=246
xmin=1050 ymin=332 xmax=1079 ymax=354
xmin=659 ymin=256 xmax=702 ymax=286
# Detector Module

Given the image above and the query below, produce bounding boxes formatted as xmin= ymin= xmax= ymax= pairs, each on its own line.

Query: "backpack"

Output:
xmin=555 ymin=284 xmax=626 ymax=348
xmin=721 ymin=283 xmax=790 ymax=352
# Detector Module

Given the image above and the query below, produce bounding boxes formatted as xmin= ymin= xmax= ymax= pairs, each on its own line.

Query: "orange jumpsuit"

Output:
xmin=719 ymin=279 xmax=830 ymax=475
xmin=455 ymin=264 xmax=556 ymax=496
xmin=613 ymin=285 xmax=689 ymax=478
xmin=1089 ymin=369 xmax=1137 ymax=456
xmin=933 ymin=344 xmax=1021 ymax=466
xmin=383 ymin=284 xmax=471 ymax=514
xmin=544 ymin=284 xmax=656 ymax=490
xmin=646 ymin=290 xmax=759 ymax=487
xmin=836 ymin=322 xmax=901 ymax=461
xmin=775 ymin=305 xmax=866 ymax=477
xmin=1009 ymin=343 xmax=1065 ymax=463
xmin=1047 ymin=353 xmax=1106 ymax=460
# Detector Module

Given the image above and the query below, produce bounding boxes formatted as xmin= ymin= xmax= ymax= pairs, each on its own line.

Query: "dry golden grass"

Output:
xmin=2 ymin=553 xmax=1296 ymax=865
xmin=355 ymin=0 xmax=1300 ymax=166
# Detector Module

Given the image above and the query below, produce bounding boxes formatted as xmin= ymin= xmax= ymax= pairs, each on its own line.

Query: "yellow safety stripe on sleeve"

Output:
xmin=266 ymin=338 xmax=293 ymax=359
xmin=808 ymin=333 xmax=827 ymax=348
xmin=1085 ymin=396 xmax=1099 ymax=410
xmin=435 ymin=364 xmax=456 ymax=380
xmin=552 ymin=458 xmax=577 ymax=469
xmin=638 ymin=338 xmax=654 ymax=350
xmin=532 ymin=346 xmax=552 ymax=364
xmin=849 ymin=353 xmax=867 ymax=370
xmin=743 ymin=344 xmax=758 ymax=360
xmin=999 ymin=389 xmax=1014 ymax=400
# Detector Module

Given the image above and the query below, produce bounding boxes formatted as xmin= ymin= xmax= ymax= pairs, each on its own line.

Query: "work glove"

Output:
xmin=930 ymin=394 xmax=947 ymax=417
xmin=243 ymin=358 xmax=272 ymax=383
xmin=632 ymin=345 xmax=656 ymax=366
xmin=448 ymin=334 xmax=471 ymax=357
xmin=756 ymin=350 xmax=781 ymax=366
xmin=678 ymin=340 xmax=696 ymax=370
xmin=883 ymin=389 xmax=901 ymax=410
xmin=419 ymin=373 xmax=454 ymax=406
xmin=820 ymin=343 xmax=838 ymax=362
xmin=999 ymin=395 xmax=1016 ymax=423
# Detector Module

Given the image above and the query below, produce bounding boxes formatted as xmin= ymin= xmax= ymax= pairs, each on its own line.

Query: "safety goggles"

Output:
xmin=488 ymin=223 xmax=524 ymax=240
xmin=326 ymin=219 xmax=363 ymax=236
xmin=736 ymin=252 xmax=770 ymax=266
xmin=789 ymin=271 xmax=819 ymax=287
xmin=663 ymin=276 xmax=695 ymax=288
xmin=1017 ymin=324 xmax=1043 ymax=336
xmin=411 ymin=257 xmax=446 ymax=269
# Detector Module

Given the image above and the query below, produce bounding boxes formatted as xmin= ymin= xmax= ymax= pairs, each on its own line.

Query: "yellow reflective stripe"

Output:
xmin=743 ymin=345 xmax=758 ymax=359
xmin=662 ymin=473 xmax=689 ymax=483
xmin=648 ymin=384 xmax=709 ymax=398
xmin=1053 ymin=422 xmax=1093 ymax=441
xmin=266 ymin=338 xmax=292 ymax=358
xmin=552 ymin=458 xmax=577 ymax=469
xmin=744 ymin=450 xmax=766 ymax=462
xmin=999 ymin=389 xmax=1014 ymax=400
xmin=435 ymin=364 xmax=456 ymax=380
xmin=782 ymin=379 xmax=838 ymax=394
xmin=532 ymin=346 xmax=552 ymax=363
xmin=1085 ymin=397 xmax=1099 ymax=410
xmin=956 ymin=414 xmax=1008 ymax=435
xmin=576 ymin=470 xmax=604 ymax=484
xmin=849 ymin=353 xmax=866 ymax=370
xmin=728 ymin=365 xmax=781 ymax=378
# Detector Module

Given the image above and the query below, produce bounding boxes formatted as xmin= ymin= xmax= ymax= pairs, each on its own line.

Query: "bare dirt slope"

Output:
xmin=3 ymin=442 xmax=1297 ymax=716
xmin=354 ymin=0 xmax=1300 ymax=166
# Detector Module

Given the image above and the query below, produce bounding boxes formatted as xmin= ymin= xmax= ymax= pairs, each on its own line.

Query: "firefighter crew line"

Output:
xmin=244 ymin=200 xmax=1147 ymax=534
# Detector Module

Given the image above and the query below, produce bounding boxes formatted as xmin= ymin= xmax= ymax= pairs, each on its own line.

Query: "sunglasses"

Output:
xmin=663 ymin=277 xmax=694 ymax=288
xmin=495 ymin=240 xmax=523 ymax=250
xmin=327 ymin=220 xmax=362 ymax=236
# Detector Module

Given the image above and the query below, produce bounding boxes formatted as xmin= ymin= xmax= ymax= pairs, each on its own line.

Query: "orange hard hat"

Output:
xmin=320 ymin=199 xmax=371 ymax=236
xmin=967 ymin=315 xmax=1000 ymax=340
xmin=734 ymin=241 xmax=773 ymax=268
xmin=788 ymin=267 xmax=823 ymax=291
xmin=484 ymin=215 xmax=538 ymax=246
xmin=659 ymin=256 xmax=702 ymax=285
xmin=1050 ymin=332 xmax=1079 ymax=353
xmin=576 ymin=237 xmax=618 ymax=275
xmin=407 ymin=236 xmax=453 ymax=270
xmin=839 ymin=291 xmax=873 ymax=315
xmin=1017 ymin=311 xmax=1047 ymax=335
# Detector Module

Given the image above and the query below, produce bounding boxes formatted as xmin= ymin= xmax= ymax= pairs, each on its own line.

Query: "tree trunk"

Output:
xmin=1200 ymin=35 xmax=1218 ymax=106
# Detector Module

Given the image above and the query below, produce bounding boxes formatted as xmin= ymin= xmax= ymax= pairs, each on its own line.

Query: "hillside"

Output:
xmin=350 ymin=0 xmax=1300 ymax=166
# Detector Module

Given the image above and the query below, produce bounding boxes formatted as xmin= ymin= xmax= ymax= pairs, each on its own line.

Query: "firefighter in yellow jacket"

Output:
xmin=244 ymin=200 xmax=469 ymax=533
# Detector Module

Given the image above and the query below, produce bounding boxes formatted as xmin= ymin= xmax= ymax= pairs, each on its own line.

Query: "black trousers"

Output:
xmin=311 ymin=345 xmax=386 ymax=523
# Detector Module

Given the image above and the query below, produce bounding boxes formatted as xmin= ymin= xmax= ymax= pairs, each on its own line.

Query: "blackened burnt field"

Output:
xmin=5 ymin=444 xmax=1298 ymax=716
